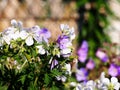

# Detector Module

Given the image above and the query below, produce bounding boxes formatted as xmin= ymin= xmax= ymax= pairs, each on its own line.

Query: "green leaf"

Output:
xmin=44 ymin=74 xmax=51 ymax=86
xmin=51 ymin=69 xmax=62 ymax=77
xmin=19 ymin=75 xmax=26 ymax=84
xmin=50 ymin=86 xmax=59 ymax=90
xmin=0 ymin=86 xmax=8 ymax=90
xmin=76 ymin=0 xmax=88 ymax=7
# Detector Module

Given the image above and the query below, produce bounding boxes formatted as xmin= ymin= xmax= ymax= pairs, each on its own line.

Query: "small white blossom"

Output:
xmin=70 ymin=82 xmax=77 ymax=87
xmin=36 ymin=45 xmax=46 ymax=55
xmin=20 ymin=30 xmax=28 ymax=40
xmin=0 ymin=37 xmax=3 ymax=46
xmin=25 ymin=36 xmax=34 ymax=46
xmin=69 ymin=27 xmax=76 ymax=40
xmin=61 ymin=76 xmax=67 ymax=82
xmin=60 ymin=24 xmax=69 ymax=32
xmin=102 ymin=77 xmax=120 ymax=90
xmin=98 ymin=72 xmax=120 ymax=90
xmin=60 ymin=48 xmax=71 ymax=55
xmin=11 ymin=19 xmax=17 ymax=27
xmin=12 ymin=30 xmax=20 ymax=40
xmin=56 ymin=75 xmax=67 ymax=82
xmin=2 ymin=35 xmax=11 ymax=45
xmin=64 ymin=63 xmax=71 ymax=75
xmin=60 ymin=24 xmax=75 ymax=41
xmin=75 ymin=84 xmax=82 ymax=90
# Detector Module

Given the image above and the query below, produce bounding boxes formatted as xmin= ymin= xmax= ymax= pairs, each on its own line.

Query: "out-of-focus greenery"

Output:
xmin=76 ymin=0 xmax=114 ymax=56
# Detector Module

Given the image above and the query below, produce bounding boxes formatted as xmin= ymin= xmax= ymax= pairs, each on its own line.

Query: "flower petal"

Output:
xmin=111 ymin=77 xmax=118 ymax=85
xmin=25 ymin=36 xmax=34 ymax=46
xmin=20 ymin=31 xmax=28 ymax=39
xmin=60 ymin=48 xmax=71 ymax=55
xmin=114 ymin=82 xmax=120 ymax=90
xmin=36 ymin=45 xmax=45 ymax=55
xmin=102 ymin=78 xmax=110 ymax=85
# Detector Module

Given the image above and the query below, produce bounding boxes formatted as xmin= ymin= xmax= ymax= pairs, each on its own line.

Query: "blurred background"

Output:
xmin=0 ymin=0 xmax=120 ymax=79
xmin=0 ymin=0 xmax=120 ymax=48
xmin=0 ymin=0 xmax=78 ymax=41
xmin=0 ymin=0 xmax=120 ymax=43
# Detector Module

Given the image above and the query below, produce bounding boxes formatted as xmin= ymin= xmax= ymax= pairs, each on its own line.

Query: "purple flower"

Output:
xmin=86 ymin=58 xmax=95 ymax=70
xmin=118 ymin=66 xmax=120 ymax=75
xmin=96 ymin=49 xmax=108 ymax=62
xmin=35 ymin=28 xmax=51 ymax=43
xmin=77 ymin=40 xmax=88 ymax=63
xmin=108 ymin=64 xmax=119 ymax=77
xmin=50 ymin=59 xmax=58 ymax=70
xmin=57 ymin=35 xmax=71 ymax=49
xmin=57 ymin=35 xmax=72 ymax=57
xmin=76 ymin=68 xmax=88 ymax=82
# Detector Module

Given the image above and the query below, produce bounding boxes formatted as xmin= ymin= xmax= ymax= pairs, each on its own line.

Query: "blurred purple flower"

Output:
xmin=108 ymin=64 xmax=119 ymax=77
xmin=86 ymin=58 xmax=95 ymax=70
xmin=50 ymin=59 xmax=58 ymax=70
xmin=77 ymin=40 xmax=88 ymax=63
xmin=118 ymin=66 xmax=120 ymax=75
xmin=35 ymin=28 xmax=51 ymax=43
xmin=76 ymin=68 xmax=88 ymax=82
xmin=96 ymin=49 xmax=108 ymax=62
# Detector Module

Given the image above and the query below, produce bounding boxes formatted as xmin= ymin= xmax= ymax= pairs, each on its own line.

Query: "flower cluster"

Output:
xmin=69 ymin=72 xmax=120 ymax=90
xmin=57 ymin=24 xmax=75 ymax=57
xmin=76 ymin=40 xmax=95 ymax=82
xmin=96 ymin=43 xmax=120 ymax=77
xmin=0 ymin=20 xmax=75 ymax=89
xmin=0 ymin=20 xmax=120 ymax=90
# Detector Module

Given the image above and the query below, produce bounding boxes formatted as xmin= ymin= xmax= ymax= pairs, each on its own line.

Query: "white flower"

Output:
xmin=25 ymin=36 xmax=34 ymax=46
xmin=12 ymin=30 xmax=20 ymax=40
xmin=65 ymin=41 xmax=72 ymax=47
xmin=61 ymin=76 xmax=67 ymax=82
xmin=64 ymin=63 xmax=71 ymax=75
xmin=60 ymin=48 xmax=71 ymax=55
xmin=69 ymin=82 xmax=82 ymax=90
xmin=36 ymin=45 xmax=45 ymax=55
xmin=86 ymin=80 xmax=96 ymax=88
xmin=56 ymin=75 xmax=67 ymax=82
xmin=102 ymin=77 xmax=120 ymax=90
xmin=75 ymin=84 xmax=82 ymax=90
xmin=60 ymin=24 xmax=69 ymax=32
xmin=11 ymin=19 xmax=17 ymax=27
xmin=100 ymin=72 xmax=105 ymax=81
xmin=20 ymin=30 xmax=28 ymax=40
xmin=11 ymin=19 xmax=23 ymax=30
xmin=56 ymin=76 xmax=61 ymax=81
xmin=70 ymin=82 xmax=77 ymax=87
xmin=0 ymin=37 xmax=3 ymax=46
xmin=69 ymin=27 xmax=75 ymax=41
xmin=83 ymin=86 xmax=93 ymax=90
xmin=2 ymin=35 xmax=11 ymax=44
xmin=60 ymin=24 xmax=75 ymax=41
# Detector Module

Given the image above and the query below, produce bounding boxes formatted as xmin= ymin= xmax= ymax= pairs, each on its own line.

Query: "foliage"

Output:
xmin=0 ymin=20 xmax=120 ymax=90
xmin=76 ymin=0 xmax=114 ymax=56
xmin=0 ymin=20 xmax=76 ymax=89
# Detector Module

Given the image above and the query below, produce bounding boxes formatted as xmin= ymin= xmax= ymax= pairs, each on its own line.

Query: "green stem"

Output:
xmin=19 ymin=59 xmax=27 ymax=72
xmin=34 ymin=77 xmax=38 ymax=86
